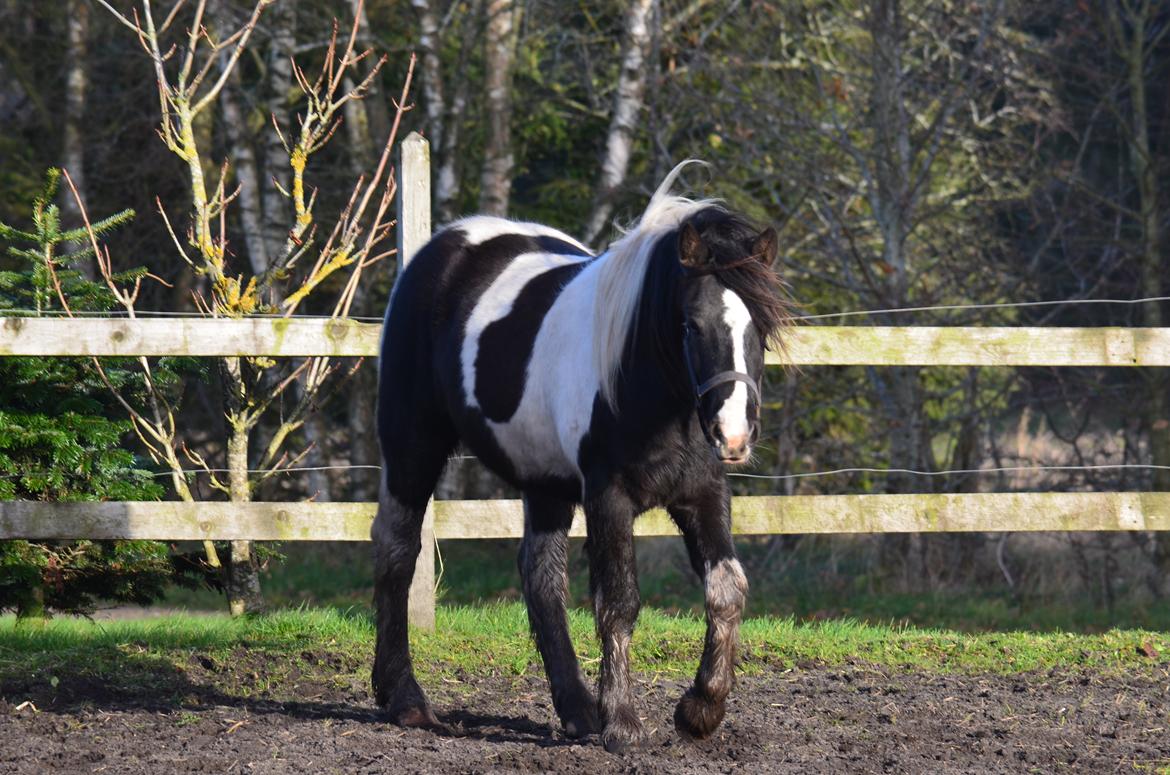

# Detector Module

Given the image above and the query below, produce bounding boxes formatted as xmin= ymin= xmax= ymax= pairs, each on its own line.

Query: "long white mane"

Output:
xmin=592 ymin=161 xmax=720 ymax=409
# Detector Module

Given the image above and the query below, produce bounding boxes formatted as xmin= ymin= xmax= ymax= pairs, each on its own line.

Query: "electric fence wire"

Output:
xmin=3 ymin=462 xmax=1168 ymax=481
xmin=6 ymin=296 xmax=1170 ymax=484
xmin=6 ymin=293 xmax=1170 ymax=325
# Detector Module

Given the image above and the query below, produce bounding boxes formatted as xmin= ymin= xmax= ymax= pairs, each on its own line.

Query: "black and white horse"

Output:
xmin=372 ymin=165 xmax=789 ymax=752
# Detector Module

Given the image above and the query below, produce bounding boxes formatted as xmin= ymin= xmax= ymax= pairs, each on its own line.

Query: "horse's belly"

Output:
xmin=485 ymin=409 xmax=580 ymax=482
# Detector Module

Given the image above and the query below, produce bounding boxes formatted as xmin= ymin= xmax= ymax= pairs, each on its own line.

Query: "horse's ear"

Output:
xmin=678 ymin=222 xmax=710 ymax=269
xmin=752 ymin=227 xmax=778 ymax=266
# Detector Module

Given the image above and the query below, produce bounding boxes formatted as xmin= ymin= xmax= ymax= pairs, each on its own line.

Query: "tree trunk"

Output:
xmin=866 ymin=0 xmax=918 ymax=492
xmin=262 ymin=0 xmax=296 ymax=266
xmin=331 ymin=4 xmax=389 ymax=503
xmin=478 ymin=0 xmax=521 ymax=216
xmin=344 ymin=76 xmax=377 ymax=178
xmin=15 ymin=581 xmax=46 ymax=623
xmin=223 ymin=358 xmax=263 ymax=616
xmin=1119 ymin=6 xmax=1169 ymax=490
xmin=355 ymin=0 xmax=391 ymax=141
xmin=424 ymin=0 xmax=483 ymax=222
xmin=221 ymin=68 xmax=270 ymax=275
xmin=583 ymin=0 xmax=656 ymax=246
xmin=411 ymin=0 xmax=446 ymax=157
xmin=1107 ymin=1 xmax=1170 ymax=596
xmin=865 ymin=0 xmax=927 ymax=587
xmin=346 ymin=0 xmax=392 ymax=171
xmin=61 ymin=0 xmax=93 ymax=279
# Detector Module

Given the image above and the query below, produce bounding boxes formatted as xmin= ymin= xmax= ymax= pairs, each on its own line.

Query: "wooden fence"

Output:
xmin=3 ymin=132 xmax=1169 ymax=628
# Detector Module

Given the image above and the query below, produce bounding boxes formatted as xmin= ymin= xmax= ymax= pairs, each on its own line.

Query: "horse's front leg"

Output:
xmin=668 ymin=478 xmax=747 ymax=739
xmin=583 ymin=487 xmax=645 ymax=753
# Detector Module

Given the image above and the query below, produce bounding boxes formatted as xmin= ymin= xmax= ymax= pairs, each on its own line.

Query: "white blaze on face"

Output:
xmin=715 ymin=288 xmax=753 ymax=446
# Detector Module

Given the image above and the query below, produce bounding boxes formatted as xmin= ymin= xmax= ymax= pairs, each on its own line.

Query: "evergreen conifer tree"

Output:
xmin=0 ymin=170 xmax=198 ymax=619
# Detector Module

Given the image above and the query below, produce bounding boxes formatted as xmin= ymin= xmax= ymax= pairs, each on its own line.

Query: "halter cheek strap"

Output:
xmin=694 ymin=370 xmax=761 ymax=406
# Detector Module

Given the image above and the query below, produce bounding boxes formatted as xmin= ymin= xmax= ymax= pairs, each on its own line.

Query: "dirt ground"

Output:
xmin=2 ymin=650 xmax=1169 ymax=774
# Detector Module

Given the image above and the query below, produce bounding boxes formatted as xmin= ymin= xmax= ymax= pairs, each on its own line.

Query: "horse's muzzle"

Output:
xmin=715 ymin=432 xmax=751 ymax=464
xmin=706 ymin=421 xmax=753 ymax=463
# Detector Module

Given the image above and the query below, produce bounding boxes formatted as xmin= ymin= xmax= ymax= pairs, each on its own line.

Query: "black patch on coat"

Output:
xmin=475 ymin=262 xmax=586 ymax=422
xmin=386 ymin=224 xmax=593 ymax=501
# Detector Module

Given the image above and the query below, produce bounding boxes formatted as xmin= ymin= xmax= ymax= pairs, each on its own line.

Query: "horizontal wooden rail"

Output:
xmin=766 ymin=326 xmax=1170 ymax=367
xmin=0 ymin=317 xmax=382 ymax=358
xmin=3 ymin=318 xmax=1170 ymax=365
xmin=2 ymin=492 xmax=1167 ymax=541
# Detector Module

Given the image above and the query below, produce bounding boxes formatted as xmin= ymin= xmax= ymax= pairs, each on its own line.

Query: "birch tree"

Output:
xmin=582 ymin=0 xmax=656 ymax=246
xmin=435 ymin=2 xmax=483 ymax=221
xmin=60 ymin=0 xmax=92 ymax=278
xmin=262 ymin=0 xmax=296 ymax=264
xmin=220 ymin=64 xmax=270 ymax=275
xmin=479 ymin=0 xmax=521 ymax=215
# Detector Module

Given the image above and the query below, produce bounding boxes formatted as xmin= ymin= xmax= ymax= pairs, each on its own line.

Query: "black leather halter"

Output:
xmin=682 ymin=320 xmax=760 ymax=445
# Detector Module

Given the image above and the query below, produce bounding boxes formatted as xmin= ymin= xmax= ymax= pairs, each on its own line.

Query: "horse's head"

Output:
xmin=674 ymin=213 xmax=784 ymax=464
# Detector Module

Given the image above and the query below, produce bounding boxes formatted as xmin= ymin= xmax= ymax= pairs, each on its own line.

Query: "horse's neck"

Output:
xmin=616 ymin=314 xmax=692 ymax=428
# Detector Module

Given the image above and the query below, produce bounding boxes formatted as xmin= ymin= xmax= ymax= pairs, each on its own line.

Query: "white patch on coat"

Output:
xmin=714 ymin=288 xmax=753 ymax=442
xmin=449 ymin=215 xmax=590 ymax=253
xmin=704 ymin=557 xmax=748 ymax=618
xmin=483 ymin=258 xmax=607 ymax=485
xmin=461 ymin=250 xmax=588 ymax=411
xmin=702 ymin=557 xmax=747 ymax=699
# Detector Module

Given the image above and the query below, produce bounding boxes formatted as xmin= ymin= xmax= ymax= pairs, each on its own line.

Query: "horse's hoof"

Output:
xmin=375 ymin=673 xmax=446 ymax=732
xmin=562 ymin=705 xmax=601 ymax=739
xmin=393 ymin=703 xmax=445 ymax=731
xmin=674 ymin=689 xmax=725 ymax=740
xmin=601 ymin=707 xmax=647 ymax=753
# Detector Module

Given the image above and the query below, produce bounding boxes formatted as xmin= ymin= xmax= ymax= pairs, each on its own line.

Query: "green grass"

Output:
xmin=163 ymin=538 xmax=1170 ymax=634
xmin=2 ymin=605 xmax=1169 ymax=694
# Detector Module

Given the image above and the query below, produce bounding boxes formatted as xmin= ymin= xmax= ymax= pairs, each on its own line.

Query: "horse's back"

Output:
xmin=383 ymin=216 xmax=590 ymax=336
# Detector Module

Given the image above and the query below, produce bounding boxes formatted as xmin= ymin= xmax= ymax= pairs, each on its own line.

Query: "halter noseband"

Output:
xmin=682 ymin=320 xmax=761 ymax=446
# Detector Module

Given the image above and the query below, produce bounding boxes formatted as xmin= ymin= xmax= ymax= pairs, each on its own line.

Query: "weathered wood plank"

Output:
xmin=0 ymin=317 xmax=382 ymax=357
xmin=6 ymin=321 xmax=1170 ymax=365
xmin=398 ymin=131 xmax=435 ymax=630
xmin=436 ymin=493 xmax=1170 ymax=537
xmin=3 ymin=493 xmax=1169 ymax=541
xmin=0 ymin=501 xmax=376 ymax=541
xmin=397 ymin=132 xmax=432 ymax=269
xmin=769 ymin=326 xmax=1170 ymax=366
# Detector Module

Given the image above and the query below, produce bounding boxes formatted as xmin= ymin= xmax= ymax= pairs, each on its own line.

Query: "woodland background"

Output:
xmin=2 ymin=0 xmax=1170 ymax=625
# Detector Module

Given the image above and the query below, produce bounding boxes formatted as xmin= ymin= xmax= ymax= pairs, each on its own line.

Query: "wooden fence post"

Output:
xmin=397 ymin=132 xmax=436 ymax=630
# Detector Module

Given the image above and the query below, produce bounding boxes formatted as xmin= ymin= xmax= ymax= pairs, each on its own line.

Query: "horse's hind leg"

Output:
xmin=583 ymin=485 xmax=646 ymax=753
xmin=371 ymin=406 xmax=455 ymax=727
xmin=519 ymin=492 xmax=599 ymax=738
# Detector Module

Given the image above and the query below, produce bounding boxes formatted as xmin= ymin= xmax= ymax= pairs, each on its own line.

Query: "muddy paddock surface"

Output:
xmin=2 ymin=652 xmax=1169 ymax=774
